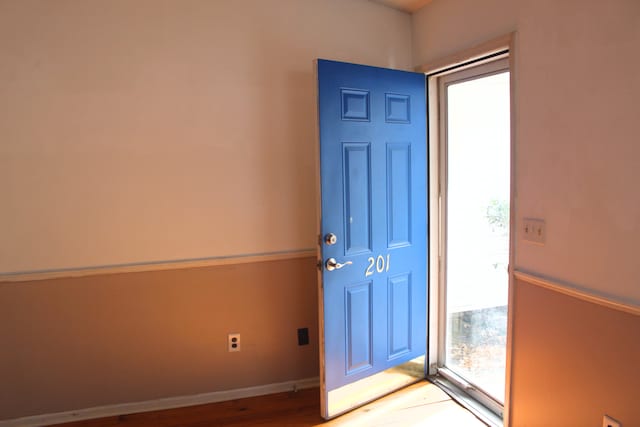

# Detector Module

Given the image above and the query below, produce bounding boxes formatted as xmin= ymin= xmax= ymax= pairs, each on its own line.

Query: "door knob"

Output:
xmin=325 ymin=258 xmax=352 ymax=271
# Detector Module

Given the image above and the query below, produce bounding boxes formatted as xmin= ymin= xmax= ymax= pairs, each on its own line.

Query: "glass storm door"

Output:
xmin=439 ymin=58 xmax=510 ymax=411
xmin=316 ymin=59 xmax=427 ymax=419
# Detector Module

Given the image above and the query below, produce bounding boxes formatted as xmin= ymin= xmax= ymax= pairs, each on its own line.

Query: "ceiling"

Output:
xmin=369 ymin=0 xmax=433 ymax=13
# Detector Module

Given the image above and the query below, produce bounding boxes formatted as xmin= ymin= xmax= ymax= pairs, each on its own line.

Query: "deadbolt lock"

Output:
xmin=324 ymin=233 xmax=338 ymax=245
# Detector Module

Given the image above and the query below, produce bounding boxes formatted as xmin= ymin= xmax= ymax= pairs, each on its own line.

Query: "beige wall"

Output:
xmin=414 ymin=0 xmax=640 ymax=305
xmin=0 ymin=257 xmax=318 ymax=420
xmin=4 ymin=0 xmax=640 ymax=423
xmin=511 ymin=279 xmax=640 ymax=426
xmin=413 ymin=0 xmax=640 ymax=425
xmin=0 ymin=0 xmax=411 ymax=273
xmin=0 ymin=0 xmax=413 ymax=421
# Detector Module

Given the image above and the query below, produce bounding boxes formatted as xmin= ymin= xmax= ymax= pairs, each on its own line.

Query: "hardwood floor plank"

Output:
xmin=53 ymin=389 xmax=322 ymax=427
xmin=51 ymin=382 xmax=486 ymax=427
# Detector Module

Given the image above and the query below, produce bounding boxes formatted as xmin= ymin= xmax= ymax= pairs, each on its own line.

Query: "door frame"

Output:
xmin=438 ymin=55 xmax=510 ymax=417
xmin=313 ymin=31 xmax=516 ymax=424
xmin=418 ymin=32 xmax=516 ymax=427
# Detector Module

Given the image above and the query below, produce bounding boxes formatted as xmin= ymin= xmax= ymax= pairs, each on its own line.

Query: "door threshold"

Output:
xmin=428 ymin=374 xmax=503 ymax=427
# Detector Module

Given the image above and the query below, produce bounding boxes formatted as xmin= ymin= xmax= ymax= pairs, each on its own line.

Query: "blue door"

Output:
xmin=317 ymin=59 xmax=427 ymax=418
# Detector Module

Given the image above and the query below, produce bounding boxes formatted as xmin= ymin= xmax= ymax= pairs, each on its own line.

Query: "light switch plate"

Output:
xmin=523 ymin=218 xmax=546 ymax=245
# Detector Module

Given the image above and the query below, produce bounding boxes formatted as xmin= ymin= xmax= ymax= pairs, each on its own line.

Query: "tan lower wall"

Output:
xmin=5 ymin=263 xmax=638 ymax=425
xmin=510 ymin=278 xmax=640 ymax=426
xmin=0 ymin=257 xmax=318 ymax=421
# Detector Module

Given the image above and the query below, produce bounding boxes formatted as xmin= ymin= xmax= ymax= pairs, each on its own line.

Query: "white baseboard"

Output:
xmin=0 ymin=377 xmax=320 ymax=427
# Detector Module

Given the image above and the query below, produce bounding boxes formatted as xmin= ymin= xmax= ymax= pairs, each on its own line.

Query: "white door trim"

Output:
xmin=422 ymin=32 xmax=516 ymax=427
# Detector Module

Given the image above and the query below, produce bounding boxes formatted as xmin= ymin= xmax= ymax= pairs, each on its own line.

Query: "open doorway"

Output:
xmin=428 ymin=55 xmax=512 ymax=423
xmin=316 ymin=48 xmax=513 ymax=423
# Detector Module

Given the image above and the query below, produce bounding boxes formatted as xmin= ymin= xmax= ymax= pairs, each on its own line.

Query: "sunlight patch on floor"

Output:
xmin=326 ymin=357 xmax=426 ymax=417
xmin=323 ymin=381 xmax=486 ymax=426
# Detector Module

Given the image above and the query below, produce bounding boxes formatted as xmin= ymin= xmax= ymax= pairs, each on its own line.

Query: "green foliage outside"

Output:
xmin=486 ymin=199 xmax=509 ymax=230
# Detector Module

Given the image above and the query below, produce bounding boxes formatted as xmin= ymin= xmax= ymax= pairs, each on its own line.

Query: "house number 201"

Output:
xmin=365 ymin=254 xmax=390 ymax=277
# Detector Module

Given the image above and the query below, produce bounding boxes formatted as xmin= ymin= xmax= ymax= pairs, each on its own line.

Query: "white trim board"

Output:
xmin=416 ymin=33 xmax=513 ymax=75
xmin=0 ymin=249 xmax=316 ymax=283
xmin=514 ymin=270 xmax=640 ymax=316
xmin=0 ymin=377 xmax=320 ymax=427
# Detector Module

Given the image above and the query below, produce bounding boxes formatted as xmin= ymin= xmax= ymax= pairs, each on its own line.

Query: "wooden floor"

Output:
xmin=52 ymin=381 xmax=486 ymax=427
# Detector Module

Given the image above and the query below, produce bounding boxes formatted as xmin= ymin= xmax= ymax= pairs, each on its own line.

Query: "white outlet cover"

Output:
xmin=228 ymin=333 xmax=241 ymax=352
xmin=603 ymin=414 xmax=621 ymax=427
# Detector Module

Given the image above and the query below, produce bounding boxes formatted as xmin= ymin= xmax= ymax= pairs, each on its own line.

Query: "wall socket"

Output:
xmin=523 ymin=218 xmax=546 ymax=245
xmin=228 ymin=333 xmax=240 ymax=352
xmin=603 ymin=414 xmax=621 ymax=427
xmin=297 ymin=327 xmax=309 ymax=346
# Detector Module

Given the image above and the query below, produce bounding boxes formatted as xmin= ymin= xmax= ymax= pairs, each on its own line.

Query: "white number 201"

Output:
xmin=365 ymin=254 xmax=390 ymax=277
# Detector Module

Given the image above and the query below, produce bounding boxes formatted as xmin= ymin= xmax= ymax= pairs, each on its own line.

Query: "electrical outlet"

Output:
xmin=228 ymin=333 xmax=240 ymax=352
xmin=297 ymin=327 xmax=309 ymax=346
xmin=603 ymin=415 xmax=621 ymax=427
xmin=523 ymin=218 xmax=546 ymax=244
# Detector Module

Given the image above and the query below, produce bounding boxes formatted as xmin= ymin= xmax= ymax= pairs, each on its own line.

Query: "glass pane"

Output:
xmin=445 ymin=71 xmax=510 ymax=402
